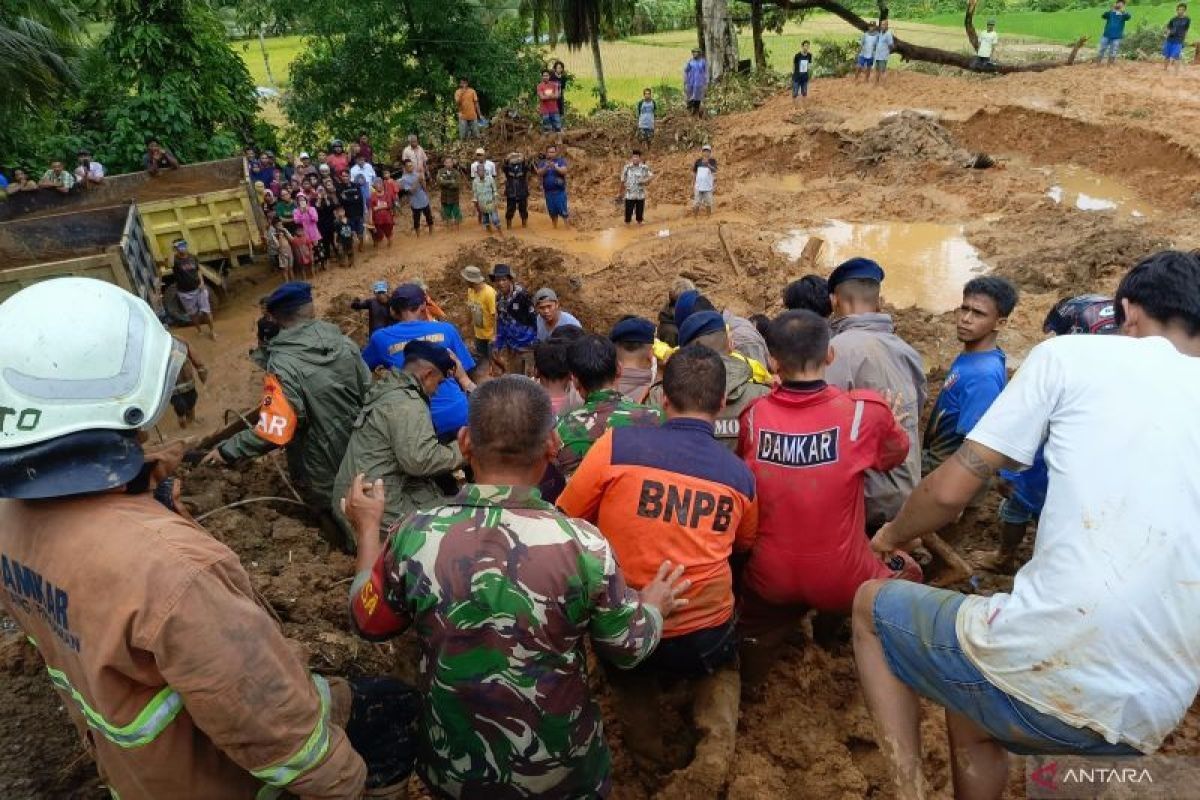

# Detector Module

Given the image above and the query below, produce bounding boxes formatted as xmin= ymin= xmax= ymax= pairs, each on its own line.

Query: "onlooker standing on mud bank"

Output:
xmin=824 ymin=258 xmax=927 ymax=531
xmin=855 ymin=21 xmax=881 ymax=82
xmin=692 ymin=144 xmax=717 ymax=217
xmin=792 ymin=41 xmax=814 ymax=102
xmin=170 ymin=238 xmax=216 ymax=340
xmin=974 ymin=19 xmax=1000 ymax=69
xmin=536 ymin=144 xmax=571 ymax=227
xmin=344 ymin=377 xmax=687 ymax=798
xmin=873 ymin=20 xmax=896 ymax=84
xmin=503 ymin=151 xmax=531 ymax=229
xmin=436 ymin=156 xmax=463 ymax=227
xmin=454 ymin=77 xmax=482 ymax=139
xmin=855 ymin=250 xmax=1200 ymax=800
xmin=684 ymin=48 xmax=709 ymax=116
xmin=1163 ymin=3 xmax=1191 ymax=70
xmin=618 ymin=149 xmax=653 ymax=225
xmin=1097 ymin=1 xmax=1131 ymax=65
xmin=636 ymin=88 xmax=657 ymax=142
xmin=537 ymin=69 xmax=563 ymax=133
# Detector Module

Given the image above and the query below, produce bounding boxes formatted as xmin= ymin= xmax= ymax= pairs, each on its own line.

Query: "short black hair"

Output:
xmin=963 ymin=276 xmax=1019 ymax=317
xmin=693 ymin=295 xmax=717 ymax=314
xmin=768 ymin=310 xmax=831 ymax=372
xmin=468 ymin=376 xmax=554 ymax=467
xmin=631 ymin=149 xmax=642 ymax=156
xmin=1114 ymin=250 xmax=1200 ymax=335
xmin=748 ymin=313 xmax=771 ymax=341
xmin=663 ymin=344 xmax=725 ymax=415
xmin=784 ymin=274 xmax=832 ymax=317
xmin=566 ymin=334 xmax=618 ymax=393
xmin=534 ymin=340 xmax=570 ymax=380
xmin=801 ymin=39 xmax=810 ymax=45
xmin=547 ymin=324 xmax=585 ymax=344
xmin=832 ymin=278 xmax=880 ymax=303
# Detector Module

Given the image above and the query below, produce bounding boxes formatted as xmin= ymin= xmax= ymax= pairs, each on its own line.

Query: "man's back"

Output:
xmin=350 ymin=485 xmax=660 ymax=798
xmin=826 ymin=313 xmax=927 ymax=525
xmin=558 ymin=420 xmax=757 ymax=637
xmin=0 ymin=493 xmax=363 ymax=799
xmin=738 ymin=383 xmax=908 ymax=611
xmin=959 ymin=334 xmax=1200 ymax=752
xmin=555 ymin=389 xmax=661 ymax=476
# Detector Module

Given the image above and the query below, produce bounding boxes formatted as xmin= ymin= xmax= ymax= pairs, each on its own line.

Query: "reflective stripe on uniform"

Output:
xmin=251 ymin=674 xmax=333 ymax=788
xmin=44 ymin=665 xmax=185 ymax=749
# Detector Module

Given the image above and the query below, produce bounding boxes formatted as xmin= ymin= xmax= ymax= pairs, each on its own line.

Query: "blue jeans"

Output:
xmin=1097 ymin=36 xmax=1122 ymax=61
xmin=457 ymin=118 xmax=478 ymax=140
xmin=873 ymin=581 xmax=1142 ymax=756
xmin=540 ymin=113 xmax=562 ymax=132
xmin=791 ymin=74 xmax=810 ymax=97
xmin=998 ymin=495 xmax=1037 ymax=526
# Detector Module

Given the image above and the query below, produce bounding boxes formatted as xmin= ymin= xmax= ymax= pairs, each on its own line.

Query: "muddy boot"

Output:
xmin=662 ymin=666 xmax=740 ymax=798
xmin=738 ymin=620 xmax=793 ymax=694
xmin=608 ymin=669 xmax=664 ymax=771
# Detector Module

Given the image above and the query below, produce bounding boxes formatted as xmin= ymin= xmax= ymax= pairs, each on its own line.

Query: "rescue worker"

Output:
xmin=0 ymin=278 xmax=367 ymax=799
xmin=554 ymin=333 xmax=662 ymax=479
xmin=361 ymin=283 xmax=477 ymax=440
xmin=204 ymin=282 xmax=370 ymax=546
xmin=330 ymin=341 xmax=465 ymax=548
xmin=611 ymin=316 xmax=658 ymax=403
xmin=646 ymin=310 xmax=769 ymax=449
xmin=343 ymin=376 xmax=689 ymax=798
xmin=670 ymin=290 xmax=771 ymax=382
xmin=558 ymin=344 xmax=758 ymax=795
xmin=824 ymin=258 xmax=927 ymax=531
xmin=656 ymin=277 xmax=695 ymax=347
xmin=737 ymin=310 xmax=921 ymax=686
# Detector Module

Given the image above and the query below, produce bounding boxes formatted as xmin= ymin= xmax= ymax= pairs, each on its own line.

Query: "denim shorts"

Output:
xmin=541 ymin=113 xmax=563 ymax=132
xmin=638 ymin=617 xmax=737 ymax=679
xmin=545 ymin=190 xmax=569 ymax=219
xmin=873 ymin=581 xmax=1142 ymax=756
xmin=857 ymin=55 xmax=872 ymax=68
xmin=998 ymin=495 xmax=1037 ymax=526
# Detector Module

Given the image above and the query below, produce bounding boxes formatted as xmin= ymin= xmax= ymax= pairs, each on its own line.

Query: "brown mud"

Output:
xmin=5 ymin=61 xmax=1200 ymax=798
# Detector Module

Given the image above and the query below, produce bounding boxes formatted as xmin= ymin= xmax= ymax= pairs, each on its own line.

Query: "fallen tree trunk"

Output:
xmin=775 ymin=0 xmax=1088 ymax=74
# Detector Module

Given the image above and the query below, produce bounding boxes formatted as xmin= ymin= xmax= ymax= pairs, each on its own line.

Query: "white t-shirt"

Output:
xmin=349 ymin=162 xmax=376 ymax=187
xmin=472 ymin=159 xmax=497 ymax=179
xmin=74 ymin=162 xmax=105 ymax=182
xmin=874 ymin=31 xmax=896 ymax=60
xmin=958 ymin=334 xmax=1200 ymax=753
xmin=977 ymin=29 xmax=999 ymax=58
xmin=694 ymin=164 xmax=715 ymax=192
xmin=859 ymin=32 xmax=880 ymax=59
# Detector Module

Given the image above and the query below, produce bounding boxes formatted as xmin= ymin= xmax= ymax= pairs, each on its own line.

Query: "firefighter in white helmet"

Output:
xmin=0 ymin=278 xmax=367 ymax=799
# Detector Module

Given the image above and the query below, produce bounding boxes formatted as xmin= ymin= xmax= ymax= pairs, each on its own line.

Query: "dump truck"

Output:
xmin=0 ymin=202 xmax=162 ymax=310
xmin=0 ymin=157 xmax=265 ymax=292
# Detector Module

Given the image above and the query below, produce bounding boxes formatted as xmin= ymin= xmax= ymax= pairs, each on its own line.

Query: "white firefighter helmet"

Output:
xmin=0 ymin=277 xmax=185 ymax=449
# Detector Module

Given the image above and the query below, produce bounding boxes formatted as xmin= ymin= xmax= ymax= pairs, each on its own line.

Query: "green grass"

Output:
xmin=922 ymin=1 xmax=1180 ymax=43
xmin=232 ymin=34 xmax=306 ymax=87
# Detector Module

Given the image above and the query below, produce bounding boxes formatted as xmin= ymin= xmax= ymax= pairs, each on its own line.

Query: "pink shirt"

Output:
xmin=294 ymin=205 xmax=321 ymax=242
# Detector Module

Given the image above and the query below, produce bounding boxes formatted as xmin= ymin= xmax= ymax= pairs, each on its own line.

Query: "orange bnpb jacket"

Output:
xmin=558 ymin=418 xmax=758 ymax=638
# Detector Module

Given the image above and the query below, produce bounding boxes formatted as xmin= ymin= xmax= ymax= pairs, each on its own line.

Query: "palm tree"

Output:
xmin=526 ymin=0 xmax=631 ymax=109
xmin=0 ymin=0 xmax=81 ymax=116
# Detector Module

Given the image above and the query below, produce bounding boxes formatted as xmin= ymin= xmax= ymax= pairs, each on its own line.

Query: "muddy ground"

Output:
xmin=4 ymin=61 xmax=1200 ymax=798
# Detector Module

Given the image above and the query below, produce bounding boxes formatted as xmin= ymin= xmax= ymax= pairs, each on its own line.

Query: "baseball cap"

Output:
xmin=701 ymin=145 xmax=712 ymax=151
xmin=490 ymin=263 xmax=513 ymax=279
xmin=390 ymin=283 xmax=426 ymax=311
xmin=610 ymin=316 xmax=656 ymax=344
xmin=299 ymin=152 xmax=310 ymax=159
xmin=533 ymin=288 xmax=558 ymax=304
xmin=265 ymin=281 xmax=313 ymax=315
xmin=372 ymin=281 xmax=389 ymax=294
xmin=678 ymin=310 xmax=725 ymax=346
xmin=460 ymin=266 xmax=485 ymax=284
xmin=474 ymin=148 xmax=486 ymax=156
xmin=404 ymin=340 xmax=455 ymax=376
xmin=827 ymin=257 xmax=885 ymax=292
xmin=172 ymin=239 xmax=188 ymax=250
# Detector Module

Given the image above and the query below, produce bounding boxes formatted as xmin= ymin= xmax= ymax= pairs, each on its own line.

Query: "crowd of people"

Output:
xmin=4 ymin=237 xmax=1199 ymax=800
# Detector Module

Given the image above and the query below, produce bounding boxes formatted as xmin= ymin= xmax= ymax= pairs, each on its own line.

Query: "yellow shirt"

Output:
xmin=467 ymin=284 xmax=497 ymax=340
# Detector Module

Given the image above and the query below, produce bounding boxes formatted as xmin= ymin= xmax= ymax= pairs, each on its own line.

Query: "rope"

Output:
xmin=195 ymin=496 xmax=309 ymax=522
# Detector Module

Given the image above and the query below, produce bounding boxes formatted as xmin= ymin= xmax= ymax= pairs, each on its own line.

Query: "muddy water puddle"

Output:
xmin=776 ymin=219 xmax=986 ymax=311
xmin=1044 ymin=166 xmax=1154 ymax=217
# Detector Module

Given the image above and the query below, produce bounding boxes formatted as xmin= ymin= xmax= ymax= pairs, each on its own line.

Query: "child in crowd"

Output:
xmin=333 ymin=205 xmax=356 ymax=268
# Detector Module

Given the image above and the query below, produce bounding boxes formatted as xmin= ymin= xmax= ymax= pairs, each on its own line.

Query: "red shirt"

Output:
xmin=327 ymin=153 xmax=350 ymax=176
xmin=537 ymin=81 xmax=560 ymax=115
xmin=738 ymin=382 xmax=909 ymax=613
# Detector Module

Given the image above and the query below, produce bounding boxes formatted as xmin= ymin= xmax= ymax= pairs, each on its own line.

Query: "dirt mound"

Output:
xmin=971 ymin=208 xmax=1170 ymax=292
xmin=851 ymin=111 xmax=973 ymax=167
xmin=325 ymin=291 xmax=371 ymax=346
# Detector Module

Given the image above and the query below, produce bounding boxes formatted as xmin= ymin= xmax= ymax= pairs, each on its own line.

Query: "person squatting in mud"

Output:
xmin=7 ymin=249 xmax=1200 ymax=800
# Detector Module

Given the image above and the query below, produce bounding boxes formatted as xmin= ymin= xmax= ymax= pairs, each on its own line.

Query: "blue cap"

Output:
xmin=390 ymin=283 xmax=426 ymax=310
xmin=674 ymin=290 xmax=702 ymax=328
xmin=678 ymin=310 xmax=725 ymax=346
xmin=403 ymin=340 xmax=455 ymax=376
xmin=827 ymin=257 xmax=885 ymax=292
xmin=372 ymin=280 xmax=389 ymax=294
xmin=610 ymin=316 xmax=656 ymax=344
xmin=265 ymin=281 xmax=314 ymax=314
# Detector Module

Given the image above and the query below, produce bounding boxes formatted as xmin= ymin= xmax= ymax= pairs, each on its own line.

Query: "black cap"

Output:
xmin=490 ymin=263 xmax=513 ymax=279
xmin=404 ymin=340 xmax=455 ymax=376
xmin=827 ymin=257 xmax=885 ymax=292
xmin=678 ymin=310 xmax=725 ymax=346
xmin=610 ymin=316 xmax=656 ymax=344
xmin=390 ymin=283 xmax=426 ymax=311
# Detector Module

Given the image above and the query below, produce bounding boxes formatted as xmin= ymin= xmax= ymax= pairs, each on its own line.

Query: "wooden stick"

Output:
xmin=717 ymin=224 xmax=742 ymax=277
xmin=925 ymin=532 xmax=974 ymax=585
xmin=798 ymin=235 xmax=824 ymax=271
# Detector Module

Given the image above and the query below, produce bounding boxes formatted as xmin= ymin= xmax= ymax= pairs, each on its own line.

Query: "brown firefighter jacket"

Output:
xmin=0 ymin=492 xmax=366 ymax=799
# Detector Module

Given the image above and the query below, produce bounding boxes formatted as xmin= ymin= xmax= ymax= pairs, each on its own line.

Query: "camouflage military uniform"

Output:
xmin=349 ymin=485 xmax=662 ymax=798
xmin=554 ymin=389 xmax=662 ymax=477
